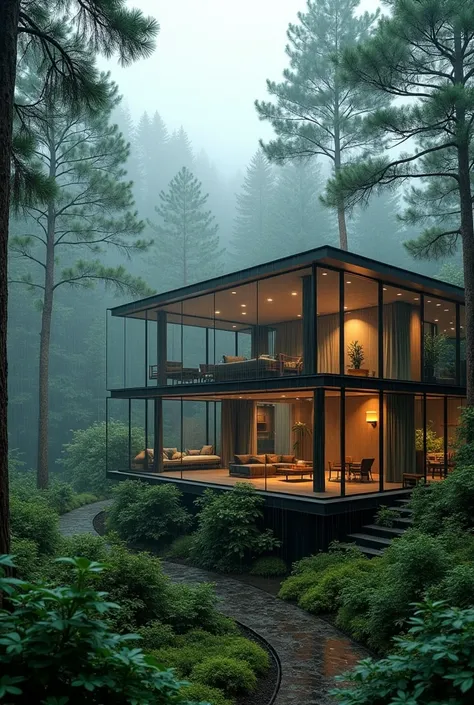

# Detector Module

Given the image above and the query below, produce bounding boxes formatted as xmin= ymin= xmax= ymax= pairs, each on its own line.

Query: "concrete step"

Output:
xmin=393 ymin=516 xmax=414 ymax=528
xmin=358 ymin=545 xmax=385 ymax=558
xmin=396 ymin=506 xmax=413 ymax=515
xmin=348 ymin=532 xmax=393 ymax=551
xmin=363 ymin=524 xmax=406 ymax=539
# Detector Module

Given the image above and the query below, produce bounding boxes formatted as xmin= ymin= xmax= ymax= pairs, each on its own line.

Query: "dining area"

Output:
xmin=328 ymin=457 xmax=376 ymax=483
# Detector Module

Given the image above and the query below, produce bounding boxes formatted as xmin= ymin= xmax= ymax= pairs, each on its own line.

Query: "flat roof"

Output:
xmin=110 ymin=245 xmax=464 ymax=317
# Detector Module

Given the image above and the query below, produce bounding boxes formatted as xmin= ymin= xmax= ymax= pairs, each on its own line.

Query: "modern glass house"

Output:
xmin=106 ymin=246 xmax=466 ymax=528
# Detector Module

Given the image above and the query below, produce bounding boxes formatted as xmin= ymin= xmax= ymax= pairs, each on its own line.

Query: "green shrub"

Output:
xmin=108 ymin=479 xmax=191 ymax=546
xmin=10 ymin=496 xmax=60 ymax=555
xmin=0 ymin=555 xmax=199 ymax=705
xmin=298 ymin=559 xmax=374 ymax=615
xmin=179 ymin=683 xmax=232 ymax=705
xmin=153 ymin=644 xmax=209 ymax=677
xmin=166 ymin=534 xmax=194 ymax=559
xmin=58 ymin=533 xmax=109 ymax=562
xmin=430 ymin=564 xmax=474 ymax=609
xmin=250 ymin=556 xmax=287 ymax=577
xmin=224 ymin=636 xmax=269 ymax=675
xmin=137 ymin=620 xmax=176 ymax=650
xmin=411 ymin=464 xmax=474 ymax=535
xmin=278 ymin=571 xmax=323 ymax=601
xmin=332 ymin=600 xmax=474 ymax=705
xmin=164 ymin=582 xmax=235 ymax=635
xmin=374 ymin=505 xmax=401 ymax=527
xmin=452 ymin=405 xmax=474 ymax=468
xmin=58 ymin=420 xmax=144 ymax=496
xmin=10 ymin=537 xmax=42 ymax=581
xmin=190 ymin=483 xmax=279 ymax=573
xmin=191 ymin=656 xmax=257 ymax=695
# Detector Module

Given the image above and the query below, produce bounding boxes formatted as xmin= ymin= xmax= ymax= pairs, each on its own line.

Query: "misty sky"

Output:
xmin=104 ymin=0 xmax=377 ymax=174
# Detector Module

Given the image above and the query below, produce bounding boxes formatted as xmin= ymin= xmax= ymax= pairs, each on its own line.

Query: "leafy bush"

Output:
xmin=153 ymin=644 xmax=210 ymax=678
xmin=10 ymin=496 xmax=60 ymax=555
xmin=430 ymin=564 xmax=474 ymax=609
xmin=224 ymin=637 xmax=269 ymax=675
xmin=374 ymin=505 xmax=401 ymax=527
xmin=0 ymin=555 xmax=200 ymax=705
xmin=137 ymin=621 xmax=176 ymax=651
xmin=166 ymin=534 xmax=194 ymax=559
xmin=10 ymin=537 xmax=42 ymax=581
xmin=191 ymin=656 xmax=257 ymax=695
xmin=250 ymin=556 xmax=287 ymax=577
xmin=410 ymin=465 xmax=474 ymax=534
xmin=164 ymin=582 xmax=236 ymax=635
xmin=179 ymin=683 xmax=232 ymax=705
xmin=9 ymin=472 xmax=97 ymax=515
xmin=108 ymin=479 xmax=192 ymax=546
xmin=59 ymin=420 xmax=144 ymax=496
xmin=298 ymin=559 xmax=375 ymax=615
xmin=452 ymin=405 xmax=474 ymax=468
xmin=332 ymin=601 xmax=474 ymax=705
xmin=190 ymin=483 xmax=280 ymax=572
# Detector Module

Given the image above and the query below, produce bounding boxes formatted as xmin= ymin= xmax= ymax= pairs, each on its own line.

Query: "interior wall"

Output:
xmin=325 ymin=394 xmax=379 ymax=473
xmin=291 ymin=400 xmax=314 ymax=461
xmin=325 ymin=395 xmax=341 ymax=470
xmin=344 ymin=308 xmax=378 ymax=375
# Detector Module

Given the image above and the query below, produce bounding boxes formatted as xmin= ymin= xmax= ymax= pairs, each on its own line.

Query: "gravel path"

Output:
xmin=59 ymin=501 xmax=369 ymax=705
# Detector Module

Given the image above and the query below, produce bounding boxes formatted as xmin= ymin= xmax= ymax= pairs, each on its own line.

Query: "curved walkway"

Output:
xmin=59 ymin=501 xmax=369 ymax=705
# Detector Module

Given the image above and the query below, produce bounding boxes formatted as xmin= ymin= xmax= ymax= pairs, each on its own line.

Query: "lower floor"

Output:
xmin=106 ymin=386 xmax=466 ymax=500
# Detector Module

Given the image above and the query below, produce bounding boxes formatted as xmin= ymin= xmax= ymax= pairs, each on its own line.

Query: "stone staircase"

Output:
xmin=347 ymin=499 xmax=413 ymax=557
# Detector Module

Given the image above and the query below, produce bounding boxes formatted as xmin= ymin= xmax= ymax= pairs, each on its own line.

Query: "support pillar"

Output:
xmin=153 ymin=397 xmax=163 ymax=472
xmin=313 ymin=388 xmax=325 ymax=493
xmin=157 ymin=310 xmax=167 ymax=386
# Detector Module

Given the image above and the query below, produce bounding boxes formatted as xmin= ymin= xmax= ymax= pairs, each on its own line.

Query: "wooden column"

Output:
xmin=153 ymin=397 xmax=163 ymax=472
xmin=313 ymin=389 xmax=325 ymax=493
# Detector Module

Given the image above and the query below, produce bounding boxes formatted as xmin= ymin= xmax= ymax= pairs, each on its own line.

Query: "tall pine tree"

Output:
xmin=151 ymin=167 xmax=223 ymax=288
xmin=255 ymin=0 xmax=385 ymax=250
xmin=231 ymin=150 xmax=275 ymax=268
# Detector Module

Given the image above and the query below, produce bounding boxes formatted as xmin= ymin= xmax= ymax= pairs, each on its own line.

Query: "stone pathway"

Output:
xmin=59 ymin=501 xmax=369 ymax=705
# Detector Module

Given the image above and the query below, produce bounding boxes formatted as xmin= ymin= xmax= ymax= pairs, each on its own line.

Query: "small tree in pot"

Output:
xmin=347 ymin=341 xmax=368 ymax=376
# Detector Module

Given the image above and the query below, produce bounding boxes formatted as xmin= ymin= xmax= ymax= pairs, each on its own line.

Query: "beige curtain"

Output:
xmin=317 ymin=313 xmax=339 ymax=373
xmin=384 ymin=303 xmax=411 ymax=379
xmin=274 ymin=404 xmax=291 ymax=454
xmin=274 ymin=320 xmax=303 ymax=357
xmin=221 ymin=400 xmax=257 ymax=467
xmin=384 ymin=394 xmax=415 ymax=482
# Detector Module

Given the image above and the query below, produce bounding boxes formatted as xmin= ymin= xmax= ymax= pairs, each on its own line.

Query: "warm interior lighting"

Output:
xmin=241 ymin=312 xmax=247 ymax=315
xmin=322 ymin=272 xmax=328 ymax=276
xmin=291 ymin=291 xmax=298 ymax=296
xmin=366 ymin=410 xmax=378 ymax=427
xmin=240 ymin=304 xmax=246 ymax=307
xmin=266 ymin=298 xmax=273 ymax=302
xmin=344 ymin=306 xmax=348 ymax=310
xmin=397 ymin=293 xmax=402 ymax=296
xmin=231 ymin=291 xmax=237 ymax=294
xmin=444 ymin=308 xmax=449 ymax=312
xmin=297 ymin=313 xmax=302 ymax=317
xmin=427 ymin=299 xmax=432 ymax=303
xmin=346 ymin=280 xmax=351 ymax=284
xmin=232 ymin=325 xmax=237 ymax=328
xmin=414 ymin=297 xmax=419 ymax=301
xmin=383 ymin=287 xmax=387 ymax=291
xmin=434 ymin=318 xmax=439 ymax=322
xmin=436 ymin=303 xmax=441 ymax=307
xmin=215 ymin=310 xmax=220 ymax=314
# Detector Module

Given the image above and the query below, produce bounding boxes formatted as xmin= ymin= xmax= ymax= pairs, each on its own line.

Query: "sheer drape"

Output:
xmin=274 ymin=404 xmax=291 ymax=454
xmin=383 ymin=302 xmax=411 ymax=379
xmin=317 ymin=313 xmax=339 ymax=373
xmin=274 ymin=320 xmax=303 ymax=357
xmin=221 ymin=400 xmax=257 ymax=467
xmin=384 ymin=394 xmax=415 ymax=482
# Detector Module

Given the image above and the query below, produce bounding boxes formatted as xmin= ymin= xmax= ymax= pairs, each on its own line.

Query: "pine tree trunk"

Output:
xmin=0 ymin=0 xmax=20 ymax=556
xmin=333 ymin=90 xmax=348 ymax=251
xmin=36 ymin=136 xmax=56 ymax=489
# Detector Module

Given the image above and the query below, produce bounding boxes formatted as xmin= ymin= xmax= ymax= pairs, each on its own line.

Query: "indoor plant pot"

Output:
xmin=347 ymin=368 xmax=369 ymax=376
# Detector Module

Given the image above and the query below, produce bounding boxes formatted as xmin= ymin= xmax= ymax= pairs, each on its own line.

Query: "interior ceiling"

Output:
xmin=127 ymin=269 xmax=460 ymax=337
xmin=164 ymin=390 xmax=381 ymax=402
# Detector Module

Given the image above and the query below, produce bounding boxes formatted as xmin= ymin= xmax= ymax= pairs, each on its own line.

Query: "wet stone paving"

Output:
xmin=59 ymin=502 xmax=369 ymax=705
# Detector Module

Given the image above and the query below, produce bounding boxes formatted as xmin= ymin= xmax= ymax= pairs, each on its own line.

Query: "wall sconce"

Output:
xmin=366 ymin=411 xmax=378 ymax=428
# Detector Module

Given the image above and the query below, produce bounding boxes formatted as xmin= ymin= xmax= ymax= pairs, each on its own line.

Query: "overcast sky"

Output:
xmin=103 ymin=0 xmax=376 ymax=174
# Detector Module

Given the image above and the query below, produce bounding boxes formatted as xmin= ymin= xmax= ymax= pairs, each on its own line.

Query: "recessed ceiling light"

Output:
xmin=215 ymin=310 xmax=220 ymax=314
xmin=241 ymin=312 xmax=247 ymax=315
xmin=296 ymin=397 xmax=300 ymax=400
xmin=436 ymin=303 xmax=441 ymax=307
xmin=450 ymin=321 xmax=453 ymax=325
xmin=266 ymin=298 xmax=273 ymax=302
xmin=322 ymin=272 xmax=328 ymax=276
xmin=239 ymin=396 xmax=243 ymax=399
xmin=240 ymin=303 xmax=246 ymax=307
xmin=346 ymin=281 xmax=351 ymax=284
xmin=231 ymin=291 xmax=237 ymax=295
xmin=414 ymin=297 xmax=419 ymax=301
xmin=232 ymin=325 xmax=237 ymax=328
xmin=444 ymin=308 xmax=449 ymax=312
xmin=451 ymin=327 xmax=455 ymax=331
xmin=281 ymin=395 xmax=286 ymax=398
xmin=434 ymin=319 xmax=439 ymax=322
xmin=397 ymin=293 xmax=402 ymax=296
xmin=344 ymin=306 xmax=348 ymax=310
xmin=297 ymin=314 xmax=302 ymax=317
xmin=427 ymin=300 xmax=431 ymax=303
xmin=383 ymin=287 xmax=387 ymax=291
xmin=291 ymin=292 xmax=298 ymax=296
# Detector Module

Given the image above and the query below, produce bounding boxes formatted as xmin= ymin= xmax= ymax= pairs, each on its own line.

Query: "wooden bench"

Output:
xmin=402 ymin=472 xmax=424 ymax=488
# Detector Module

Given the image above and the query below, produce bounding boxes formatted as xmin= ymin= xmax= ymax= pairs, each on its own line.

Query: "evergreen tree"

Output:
xmin=151 ymin=167 xmax=223 ymax=288
xmin=0 ymin=0 xmax=158 ymax=553
xmin=231 ymin=150 xmax=275 ymax=268
xmin=255 ymin=0 xmax=385 ymax=250
xmin=269 ymin=159 xmax=334 ymax=255
xmin=324 ymin=0 xmax=474 ymax=404
xmin=167 ymin=126 xmax=195 ymax=173
xmin=10 ymin=73 xmax=153 ymax=489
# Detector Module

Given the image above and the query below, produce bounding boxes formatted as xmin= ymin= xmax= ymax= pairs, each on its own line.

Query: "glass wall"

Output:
xmin=317 ymin=268 xmax=340 ymax=373
xmin=460 ymin=305 xmax=466 ymax=386
xmin=325 ymin=390 xmax=341 ymax=497
xmin=106 ymin=311 xmax=125 ymax=389
xmin=345 ymin=391 xmax=380 ymax=495
xmin=423 ymin=296 xmax=456 ymax=384
xmin=383 ymin=286 xmax=421 ymax=380
xmin=344 ymin=275 xmax=379 ymax=378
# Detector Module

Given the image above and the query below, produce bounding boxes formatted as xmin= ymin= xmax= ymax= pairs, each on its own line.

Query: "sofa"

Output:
xmin=131 ymin=446 xmax=221 ymax=471
xmin=229 ymin=453 xmax=297 ymax=478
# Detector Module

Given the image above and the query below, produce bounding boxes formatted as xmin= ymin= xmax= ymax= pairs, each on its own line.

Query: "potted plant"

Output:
xmin=347 ymin=340 xmax=369 ymax=376
xmin=292 ymin=421 xmax=312 ymax=459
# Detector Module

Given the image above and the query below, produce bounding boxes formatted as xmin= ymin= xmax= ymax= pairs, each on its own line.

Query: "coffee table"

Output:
xmin=276 ymin=464 xmax=313 ymax=481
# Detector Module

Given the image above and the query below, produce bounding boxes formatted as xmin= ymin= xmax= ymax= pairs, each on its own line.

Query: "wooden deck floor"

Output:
xmin=159 ymin=468 xmax=404 ymax=498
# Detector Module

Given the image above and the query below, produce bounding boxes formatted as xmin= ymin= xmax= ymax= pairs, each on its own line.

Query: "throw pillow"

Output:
xmin=281 ymin=454 xmax=296 ymax=463
xmin=249 ymin=454 xmax=266 ymax=464
xmin=266 ymin=454 xmax=280 ymax=464
xmin=172 ymin=451 xmax=184 ymax=460
xmin=163 ymin=447 xmax=178 ymax=460
xmin=222 ymin=355 xmax=246 ymax=363
xmin=234 ymin=454 xmax=251 ymax=465
xmin=186 ymin=449 xmax=201 ymax=456
xmin=134 ymin=449 xmax=154 ymax=463
xmin=200 ymin=445 xmax=213 ymax=455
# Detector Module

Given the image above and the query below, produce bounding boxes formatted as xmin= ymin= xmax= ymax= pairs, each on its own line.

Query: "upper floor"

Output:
xmin=107 ymin=246 xmax=466 ymax=393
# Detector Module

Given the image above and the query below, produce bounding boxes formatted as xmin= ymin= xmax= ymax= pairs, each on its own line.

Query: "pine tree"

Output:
xmin=151 ymin=167 xmax=223 ymax=288
xmin=167 ymin=126 xmax=195 ymax=173
xmin=231 ymin=150 xmax=275 ymax=268
xmin=269 ymin=159 xmax=335 ymax=256
xmin=324 ymin=0 xmax=474 ymax=405
xmin=255 ymin=0 xmax=385 ymax=250
xmin=0 ymin=0 xmax=158 ymax=554
xmin=10 ymin=72 xmax=153 ymax=489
